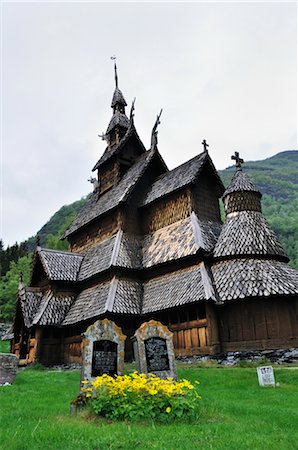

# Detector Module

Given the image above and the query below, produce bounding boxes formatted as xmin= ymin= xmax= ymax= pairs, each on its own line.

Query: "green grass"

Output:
xmin=0 ymin=366 xmax=297 ymax=450
xmin=0 ymin=340 xmax=10 ymax=353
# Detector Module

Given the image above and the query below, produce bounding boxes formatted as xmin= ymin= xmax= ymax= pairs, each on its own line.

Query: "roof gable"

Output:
xmin=140 ymin=151 xmax=225 ymax=207
xmin=93 ymin=125 xmax=146 ymax=171
xmin=30 ymin=248 xmax=84 ymax=285
xmin=64 ymin=148 xmax=165 ymax=238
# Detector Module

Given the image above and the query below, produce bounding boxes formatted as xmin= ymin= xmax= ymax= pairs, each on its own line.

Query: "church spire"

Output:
xmin=106 ymin=57 xmax=129 ymax=145
xmin=110 ymin=56 xmax=127 ymax=113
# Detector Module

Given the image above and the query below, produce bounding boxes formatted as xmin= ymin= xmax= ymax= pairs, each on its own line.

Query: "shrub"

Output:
xmin=78 ymin=372 xmax=201 ymax=422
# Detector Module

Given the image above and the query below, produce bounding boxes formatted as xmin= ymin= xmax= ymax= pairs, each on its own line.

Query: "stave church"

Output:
xmin=12 ymin=64 xmax=298 ymax=365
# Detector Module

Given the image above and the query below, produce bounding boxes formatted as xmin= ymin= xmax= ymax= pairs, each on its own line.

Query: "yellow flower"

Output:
xmin=166 ymin=407 xmax=171 ymax=413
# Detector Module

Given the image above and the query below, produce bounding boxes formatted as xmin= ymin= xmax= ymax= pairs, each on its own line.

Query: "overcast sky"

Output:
xmin=1 ymin=2 xmax=297 ymax=247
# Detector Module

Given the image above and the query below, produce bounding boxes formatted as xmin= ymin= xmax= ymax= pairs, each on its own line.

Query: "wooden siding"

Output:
xmin=99 ymin=160 xmax=119 ymax=194
xmin=70 ymin=210 xmax=122 ymax=252
xmin=219 ymin=297 xmax=298 ymax=351
xmin=191 ymin=170 xmax=221 ymax=221
xmin=142 ymin=189 xmax=192 ymax=234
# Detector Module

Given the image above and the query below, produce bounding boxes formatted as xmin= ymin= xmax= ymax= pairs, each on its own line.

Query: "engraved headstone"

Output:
xmin=0 ymin=353 xmax=18 ymax=385
xmin=257 ymin=366 xmax=275 ymax=387
xmin=133 ymin=320 xmax=176 ymax=379
xmin=81 ymin=319 xmax=126 ymax=383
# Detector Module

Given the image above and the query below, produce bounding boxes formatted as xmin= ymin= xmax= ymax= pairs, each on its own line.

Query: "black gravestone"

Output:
xmin=91 ymin=340 xmax=118 ymax=377
xmin=145 ymin=337 xmax=170 ymax=372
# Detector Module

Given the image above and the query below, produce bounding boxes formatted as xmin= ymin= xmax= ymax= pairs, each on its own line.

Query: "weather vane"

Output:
xmin=110 ymin=55 xmax=118 ymax=87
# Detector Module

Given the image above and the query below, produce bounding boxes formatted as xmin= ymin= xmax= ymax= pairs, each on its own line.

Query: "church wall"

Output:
xmin=123 ymin=165 xmax=163 ymax=235
xmin=99 ymin=160 xmax=119 ymax=194
xmin=146 ymin=302 xmax=220 ymax=356
xmin=219 ymin=297 xmax=298 ymax=351
xmin=69 ymin=210 xmax=122 ymax=253
xmin=142 ymin=189 xmax=192 ymax=234
xmin=191 ymin=169 xmax=221 ymax=221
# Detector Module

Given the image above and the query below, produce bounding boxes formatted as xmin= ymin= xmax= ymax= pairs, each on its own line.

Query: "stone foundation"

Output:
xmin=177 ymin=348 xmax=298 ymax=366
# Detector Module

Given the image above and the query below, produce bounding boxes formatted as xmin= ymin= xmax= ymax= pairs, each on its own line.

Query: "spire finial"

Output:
xmin=202 ymin=139 xmax=209 ymax=153
xmin=150 ymin=109 xmax=163 ymax=150
xmin=111 ymin=55 xmax=118 ymax=88
xmin=36 ymin=235 xmax=40 ymax=248
xmin=19 ymin=271 xmax=23 ymax=283
xmin=231 ymin=151 xmax=244 ymax=170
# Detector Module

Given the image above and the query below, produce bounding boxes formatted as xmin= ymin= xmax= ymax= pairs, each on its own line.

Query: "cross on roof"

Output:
xmin=202 ymin=139 xmax=209 ymax=152
xmin=231 ymin=151 xmax=244 ymax=170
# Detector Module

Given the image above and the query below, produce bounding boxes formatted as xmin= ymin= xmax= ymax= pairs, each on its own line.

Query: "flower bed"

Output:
xmin=76 ymin=372 xmax=201 ymax=422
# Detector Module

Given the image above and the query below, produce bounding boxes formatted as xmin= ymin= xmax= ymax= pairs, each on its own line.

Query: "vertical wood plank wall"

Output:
xmin=219 ymin=298 xmax=298 ymax=351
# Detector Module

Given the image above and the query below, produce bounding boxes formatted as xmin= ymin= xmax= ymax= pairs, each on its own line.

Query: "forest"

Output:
xmin=0 ymin=150 xmax=297 ymax=322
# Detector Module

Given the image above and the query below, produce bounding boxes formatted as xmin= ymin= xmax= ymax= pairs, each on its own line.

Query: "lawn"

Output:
xmin=0 ymin=365 xmax=297 ymax=450
xmin=0 ymin=340 xmax=10 ymax=353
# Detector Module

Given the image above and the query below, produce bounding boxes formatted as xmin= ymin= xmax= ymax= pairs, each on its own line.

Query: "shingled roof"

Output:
xmin=93 ymin=125 xmax=147 ymax=170
xmin=62 ymin=276 xmax=142 ymax=325
xmin=32 ymin=291 xmax=74 ymax=326
xmin=64 ymin=148 xmax=158 ymax=238
xmin=142 ymin=263 xmax=217 ymax=314
xmin=141 ymin=152 xmax=225 ymax=206
xmin=106 ymin=111 xmax=129 ymax=134
xmin=211 ymin=259 xmax=298 ymax=302
xmin=78 ymin=231 xmax=142 ymax=281
xmin=142 ymin=213 xmax=221 ymax=268
xmin=213 ymin=211 xmax=288 ymax=261
xmin=223 ymin=169 xmax=261 ymax=198
xmin=18 ymin=288 xmax=42 ymax=328
xmin=111 ymin=87 xmax=127 ymax=108
xmin=37 ymin=248 xmax=84 ymax=282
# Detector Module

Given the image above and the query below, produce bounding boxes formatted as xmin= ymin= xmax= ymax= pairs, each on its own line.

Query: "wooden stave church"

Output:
xmin=11 ymin=66 xmax=298 ymax=366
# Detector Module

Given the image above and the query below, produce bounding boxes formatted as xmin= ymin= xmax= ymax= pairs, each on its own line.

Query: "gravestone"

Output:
xmin=81 ymin=319 xmax=126 ymax=383
xmin=257 ymin=366 xmax=275 ymax=387
xmin=133 ymin=320 xmax=176 ymax=379
xmin=0 ymin=353 xmax=18 ymax=385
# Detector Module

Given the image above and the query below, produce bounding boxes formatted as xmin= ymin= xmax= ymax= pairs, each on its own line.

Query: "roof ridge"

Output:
xmin=105 ymin=277 xmax=118 ymax=312
xmin=110 ymin=229 xmax=123 ymax=266
xmin=38 ymin=247 xmax=84 ymax=256
xmin=32 ymin=290 xmax=53 ymax=325
xmin=199 ymin=261 xmax=218 ymax=302
xmin=190 ymin=211 xmax=205 ymax=250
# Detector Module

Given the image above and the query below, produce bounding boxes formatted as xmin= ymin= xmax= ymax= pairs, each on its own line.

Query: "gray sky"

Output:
xmin=1 ymin=2 xmax=297 ymax=247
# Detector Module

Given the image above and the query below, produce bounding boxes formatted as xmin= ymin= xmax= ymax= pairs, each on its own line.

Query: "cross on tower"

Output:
xmin=202 ymin=139 xmax=209 ymax=152
xmin=231 ymin=151 xmax=244 ymax=170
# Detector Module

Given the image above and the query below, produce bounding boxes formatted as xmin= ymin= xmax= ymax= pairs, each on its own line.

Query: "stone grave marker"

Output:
xmin=133 ymin=320 xmax=176 ymax=379
xmin=257 ymin=366 xmax=275 ymax=387
xmin=81 ymin=319 xmax=126 ymax=383
xmin=0 ymin=353 xmax=18 ymax=385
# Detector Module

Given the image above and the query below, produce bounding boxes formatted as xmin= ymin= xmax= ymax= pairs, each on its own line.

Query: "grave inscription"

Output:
xmin=81 ymin=319 xmax=126 ymax=384
xmin=91 ymin=340 xmax=118 ymax=377
xmin=133 ymin=320 xmax=176 ymax=379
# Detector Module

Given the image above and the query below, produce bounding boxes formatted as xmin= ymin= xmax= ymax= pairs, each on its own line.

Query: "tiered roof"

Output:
xmin=211 ymin=158 xmax=298 ymax=302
